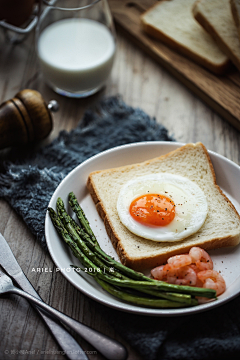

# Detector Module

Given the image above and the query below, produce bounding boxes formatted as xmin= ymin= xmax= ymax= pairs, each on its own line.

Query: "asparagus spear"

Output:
xmin=48 ymin=207 xmax=96 ymax=268
xmin=95 ymin=277 xmax=199 ymax=308
xmin=53 ymin=204 xmax=197 ymax=303
xmin=71 ymin=265 xmax=215 ymax=299
xmin=67 ymin=193 xmax=216 ymax=298
xmin=99 ymin=278 xmax=199 ymax=307
xmin=69 ymin=192 xmax=98 ymax=244
xmin=68 ymin=192 xmax=155 ymax=282
xmin=73 ymin=267 xmax=198 ymax=308
xmin=49 ymin=207 xmax=196 ymax=307
xmin=71 ymin=265 xmax=195 ymax=304
xmin=57 ymin=198 xmax=110 ymax=272
xmin=49 ymin=206 xmax=216 ymax=299
xmin=56 ymin=197 xmax=130 ymax=280
xmin=56 ymin=200 xmax=216 ymax=300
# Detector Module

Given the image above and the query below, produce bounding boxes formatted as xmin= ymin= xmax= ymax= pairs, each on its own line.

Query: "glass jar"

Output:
xmin=36 ymin=0 xmax=116 ymax=97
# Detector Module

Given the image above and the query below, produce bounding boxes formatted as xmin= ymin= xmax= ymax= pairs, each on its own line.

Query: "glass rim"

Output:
xmin=43 ymin=0 xmax=102 ymax=11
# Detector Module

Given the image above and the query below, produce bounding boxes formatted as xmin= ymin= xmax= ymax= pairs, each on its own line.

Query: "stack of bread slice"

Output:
xmin=141 ymin=0 xmax=240 ymax=73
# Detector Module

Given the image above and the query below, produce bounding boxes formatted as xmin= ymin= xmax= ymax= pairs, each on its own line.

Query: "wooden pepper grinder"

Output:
xmin=0 ymin=89 xmax=59 ymax=149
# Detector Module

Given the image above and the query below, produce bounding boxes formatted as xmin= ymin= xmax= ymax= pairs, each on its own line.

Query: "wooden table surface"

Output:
xmin=0 ymin=20 xmax=240 ymax=360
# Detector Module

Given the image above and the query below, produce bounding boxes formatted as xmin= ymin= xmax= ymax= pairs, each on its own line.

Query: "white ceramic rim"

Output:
xmin=45 ymin=141 xmax=240 ymax=316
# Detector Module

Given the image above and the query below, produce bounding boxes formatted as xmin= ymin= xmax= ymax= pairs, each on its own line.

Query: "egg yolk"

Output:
xmin=129 ymin=193 xmax=175 ymax=227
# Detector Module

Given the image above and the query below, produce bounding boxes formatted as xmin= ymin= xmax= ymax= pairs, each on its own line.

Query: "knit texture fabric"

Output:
xmin=0 ymin=96 xmax=174 ymax=249
xmin=1 ymin=96 xmax=239 ymax=360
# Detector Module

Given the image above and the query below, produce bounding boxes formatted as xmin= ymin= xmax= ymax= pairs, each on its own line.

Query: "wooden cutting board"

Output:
xmin=109 ymin=0 xmax=240 ymax=131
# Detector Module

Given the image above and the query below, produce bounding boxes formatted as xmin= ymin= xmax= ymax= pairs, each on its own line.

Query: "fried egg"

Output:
xmin=117 ymin=173 xmax=208 ymax=242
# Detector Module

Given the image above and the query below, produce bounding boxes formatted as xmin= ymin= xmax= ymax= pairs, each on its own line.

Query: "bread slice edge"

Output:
xmin=140 ymin=0 xmax=229 ymax=74
xmin=192 ymin=0 xmax=240 ymax=72
xmin=230 ymin=0 xmax=240 ymax=40
xmin=87 ymin=142 xmax=240 ymax=270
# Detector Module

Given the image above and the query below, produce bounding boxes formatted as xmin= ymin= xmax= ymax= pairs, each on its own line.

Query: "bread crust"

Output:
xmin=230 ymin=0 xmax=240 ymax=28
xmin=230 ymin=0 xmax=240 ymax=40
xmin=193 ymin=0 xmax=240 ymax=72
xmin=140 ymin=0 xmax=229 ymax=74
xmin=87 ymin=143 xmax=240 ymax=271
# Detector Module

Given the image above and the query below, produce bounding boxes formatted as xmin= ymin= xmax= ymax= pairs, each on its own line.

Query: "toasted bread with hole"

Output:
xmin=87 ymin=143 xmax=240 ymax=270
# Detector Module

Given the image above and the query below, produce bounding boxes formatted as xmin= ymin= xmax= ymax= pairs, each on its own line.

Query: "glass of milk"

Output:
xmin=36 ymin=0 xmax=116 ymax=97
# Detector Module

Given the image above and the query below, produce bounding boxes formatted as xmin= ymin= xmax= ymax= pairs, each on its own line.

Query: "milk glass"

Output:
xmin=36 ymin=0 xmax=116 ymax=97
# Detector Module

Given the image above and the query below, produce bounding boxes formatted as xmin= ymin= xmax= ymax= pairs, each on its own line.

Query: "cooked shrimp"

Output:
xmin=152 ymin=264 xmax=197 ymax=286
xmin=197 ymin=270 xmax=226 ymax=296
xmin=189 ymin=247 xmax=213 ymax=271
xmin=167 ymin=265 xmax=197 ymax=286
xmin=167 ymin=254 xmax=192 ymax=269
xmin=152 ymin=254 xmax=194 ymax=280
xmin=188 ymin=265 xmax=204 ymax=287
xmin=151 ymin=265 xmax=167 ymax=281
xmin=151 ymin=254 xmax=192 ymax=280
xmin=189 ymin=264 xmax=200 ymax=273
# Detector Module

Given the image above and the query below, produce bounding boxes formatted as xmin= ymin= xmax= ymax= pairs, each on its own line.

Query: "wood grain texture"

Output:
xmin=108 ymin=0 xmax=240 ymax=131
xmin=0 ymin=14 xmax=240 ymax=360
xmin=0 ymin=88 xmax=53 ymax=150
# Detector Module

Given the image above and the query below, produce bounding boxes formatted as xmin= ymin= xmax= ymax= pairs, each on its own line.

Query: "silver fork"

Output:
xmin=0 ymin=269 xmax=127 ymax=360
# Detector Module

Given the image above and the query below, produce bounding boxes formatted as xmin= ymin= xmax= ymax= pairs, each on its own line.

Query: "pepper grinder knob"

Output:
xmin=0 ymin=89 xmax=58 ymax=150
xmin=48 ymin=100 xmax=59 ymax=112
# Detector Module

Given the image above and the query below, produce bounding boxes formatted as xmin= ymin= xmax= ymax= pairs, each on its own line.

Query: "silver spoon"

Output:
xmin=0 ymin=269 xmax=127 ymax=360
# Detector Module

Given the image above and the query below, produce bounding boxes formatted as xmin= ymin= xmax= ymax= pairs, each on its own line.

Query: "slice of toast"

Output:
xmin=87 ymin=143 xmax=240 ymax=270
xmin=193 ymin=0 xmax=240 ymax=72
xmin=230 ymin=0 xmax=240 ymax=40
xmin=140 ymin=0 xmax=229 ymax=74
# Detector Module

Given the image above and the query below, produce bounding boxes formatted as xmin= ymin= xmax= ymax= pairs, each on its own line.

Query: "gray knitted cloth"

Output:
xmin=0 ymin=96 xmax=174 ymax=249
xmin=1 ymin=96 xmax=239 ymax=360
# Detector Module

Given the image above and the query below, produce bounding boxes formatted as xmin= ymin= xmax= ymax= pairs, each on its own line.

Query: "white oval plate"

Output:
xmin=45 ymin=142 xmax=240 ymax=316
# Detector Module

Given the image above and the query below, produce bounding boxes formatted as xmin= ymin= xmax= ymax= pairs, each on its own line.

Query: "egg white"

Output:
xmin=117 ymin=173 xmax=208 ymax=242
